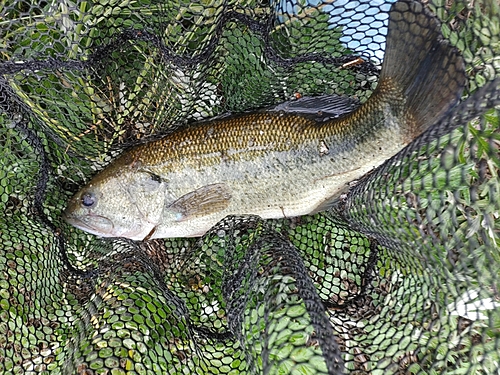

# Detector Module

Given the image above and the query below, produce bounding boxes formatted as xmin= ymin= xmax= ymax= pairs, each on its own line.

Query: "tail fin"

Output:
xmin=379 ymin=0 xmax=466 ymax=139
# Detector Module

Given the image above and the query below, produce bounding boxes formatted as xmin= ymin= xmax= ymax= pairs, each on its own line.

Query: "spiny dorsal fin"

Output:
xmin=269 ymin=94 xmax=360 ymax=121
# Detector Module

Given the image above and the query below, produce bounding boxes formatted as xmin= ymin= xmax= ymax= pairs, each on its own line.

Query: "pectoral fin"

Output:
xmin=167 ymin=183 xmax=232 ymax=221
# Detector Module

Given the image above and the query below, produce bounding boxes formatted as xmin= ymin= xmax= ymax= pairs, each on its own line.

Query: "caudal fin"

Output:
xmin=379 ymin=0 xmax=466 ymax=139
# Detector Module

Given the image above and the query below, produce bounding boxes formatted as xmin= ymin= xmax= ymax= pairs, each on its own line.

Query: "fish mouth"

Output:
xmin=63 ymin=210 xmax=115 ymax=237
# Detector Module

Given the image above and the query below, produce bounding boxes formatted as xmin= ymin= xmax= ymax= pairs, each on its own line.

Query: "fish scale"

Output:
xmin=64 ymin=0 xmax=466 ymax=240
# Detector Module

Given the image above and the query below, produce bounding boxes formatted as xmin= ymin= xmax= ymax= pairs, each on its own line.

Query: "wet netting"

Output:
xmin=1 ymin=0 xmax=500 ymax=373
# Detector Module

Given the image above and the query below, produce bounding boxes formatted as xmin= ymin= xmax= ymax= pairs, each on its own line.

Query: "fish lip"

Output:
xmin=63 ymin=209 xmax=115 ymax=237
xmin=63 ymin=209 xmax=150 ymax=240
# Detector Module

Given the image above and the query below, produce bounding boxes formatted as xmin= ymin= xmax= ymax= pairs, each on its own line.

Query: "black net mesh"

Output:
xmin=1 ymin=0 xmax=499 ymax=374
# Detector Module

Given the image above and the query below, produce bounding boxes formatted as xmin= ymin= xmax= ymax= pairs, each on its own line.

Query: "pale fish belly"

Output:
xmin=231 ymin=136 xmax=404 ymax=218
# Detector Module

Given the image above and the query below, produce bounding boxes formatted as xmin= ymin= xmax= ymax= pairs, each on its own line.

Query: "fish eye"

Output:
xmin=81 ymin=192 xmax=97 ymax=207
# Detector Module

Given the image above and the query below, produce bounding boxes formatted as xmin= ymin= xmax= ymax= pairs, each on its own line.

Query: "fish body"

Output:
xmin=64 ymin=0 xmax=466 ymax=240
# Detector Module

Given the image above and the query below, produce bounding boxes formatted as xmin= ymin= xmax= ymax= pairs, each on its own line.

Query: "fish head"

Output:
xmin=64 ymin=163 xmax=169 ymax=241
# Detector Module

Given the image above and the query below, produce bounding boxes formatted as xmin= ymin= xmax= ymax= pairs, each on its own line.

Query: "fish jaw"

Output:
xmin=63 ymin=209 xmax=114 ymax=237
xmin=63 ymin=205 xmax=156 ymax=240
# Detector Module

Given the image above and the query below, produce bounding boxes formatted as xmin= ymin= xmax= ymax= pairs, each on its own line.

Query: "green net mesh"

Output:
xmin=1 ymin=0 xmax=499 ymax=373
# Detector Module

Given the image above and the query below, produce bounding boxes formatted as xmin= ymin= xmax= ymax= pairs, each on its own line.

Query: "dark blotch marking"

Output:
xmin=150 ymin=173 xmax=162 ymax=183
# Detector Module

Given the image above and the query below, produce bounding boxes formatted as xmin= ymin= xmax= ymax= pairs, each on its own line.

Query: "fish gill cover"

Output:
xmin=0 ymin=0 xmax=499 ymax=374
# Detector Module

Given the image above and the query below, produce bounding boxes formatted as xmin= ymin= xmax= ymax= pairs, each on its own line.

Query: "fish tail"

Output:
xmin=378 ymin=0 xmax=466 ymax=139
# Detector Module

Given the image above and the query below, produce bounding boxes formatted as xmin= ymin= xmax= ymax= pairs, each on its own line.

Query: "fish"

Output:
xmin=64 ymin=0 xmax=466 ymax=240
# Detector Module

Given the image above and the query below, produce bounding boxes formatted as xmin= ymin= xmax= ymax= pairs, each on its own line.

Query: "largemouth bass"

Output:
xmin=64 ymin=0 xmax=465 ymax=240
